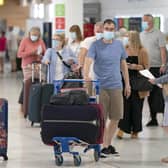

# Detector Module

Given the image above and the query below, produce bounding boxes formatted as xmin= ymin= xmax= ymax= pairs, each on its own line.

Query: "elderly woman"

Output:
xmin=18 ymin=26 xmax=46 ymax=80
xmin=42 ymin=33 xmax=76 ymax=83
xmin=17 ymin=26 xmax=46 ymax=117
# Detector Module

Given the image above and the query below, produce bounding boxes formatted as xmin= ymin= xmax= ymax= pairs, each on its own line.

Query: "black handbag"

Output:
xmin=62 ymin=71 xmax=83 ymax=88
xmin=130 ymin=75 xmax=153 ymax=91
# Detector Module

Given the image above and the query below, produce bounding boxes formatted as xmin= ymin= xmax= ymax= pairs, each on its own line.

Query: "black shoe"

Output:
xmin=100 ymin=146 xmax=120 ymax=158
xmin=108 ymin=145 xmax=120 ymax=156
xmin=100 ymin=147 xmax=111 ymax=158
xmin=146 ymin=119 xmax=158 ymax=127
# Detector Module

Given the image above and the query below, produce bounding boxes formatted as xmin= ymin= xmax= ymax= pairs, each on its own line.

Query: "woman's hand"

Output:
xmin=67 ymin=59 xmax=74 ymax=65
xmin=127 ymin=63 xmax=137 ymax=70
xmin=30 ymin=49 xmax=37 ymax=56
xmin=148 ymin=79 xmax=155 ymax=84
xmin=44 ymin=60 xmax=50 ymax=65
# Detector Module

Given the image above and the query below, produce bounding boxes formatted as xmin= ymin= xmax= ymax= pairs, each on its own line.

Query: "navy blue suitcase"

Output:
xmin=0 ymin=98 xmax=8 ymax=160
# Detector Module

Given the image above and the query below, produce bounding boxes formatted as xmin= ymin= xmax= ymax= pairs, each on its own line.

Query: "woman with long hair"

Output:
xmin=117 ymin=30 xmax=149 ymax=139
xmin=68 ymin=25 xmax=83 ymax=60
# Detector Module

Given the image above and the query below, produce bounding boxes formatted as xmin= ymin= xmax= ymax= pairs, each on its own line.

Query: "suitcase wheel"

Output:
xmin=73 ymin=154 xmax=81 ymax=166
xmin=31 ymin=122 xmax=34 ymax=127
xmin=94 ymin=150 xmax=99 ymax=162
xmin=3 ymin=154 xmax=8 ymax=161
xmin=24 ymin=114 xmax=27 ymax=119
xmin=55 ymin=154 xmax=63 ymax=166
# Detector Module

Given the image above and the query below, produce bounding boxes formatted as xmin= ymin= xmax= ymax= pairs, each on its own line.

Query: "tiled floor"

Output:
xmin=1 ymin=64 xmax=168 ymax=168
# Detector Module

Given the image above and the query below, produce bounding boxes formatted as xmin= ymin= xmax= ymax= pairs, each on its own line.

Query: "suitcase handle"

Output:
xmin=47 ymin=63 xmax=50 ymax=84
xmin=32 ymin=63 xmax=42 ymax=83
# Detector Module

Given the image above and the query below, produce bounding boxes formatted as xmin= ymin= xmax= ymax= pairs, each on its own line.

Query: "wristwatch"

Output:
xmin=161 ymin=64 xmax=166 ymax=67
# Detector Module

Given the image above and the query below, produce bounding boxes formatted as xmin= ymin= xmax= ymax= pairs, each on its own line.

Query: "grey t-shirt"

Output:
xmin=140 ymin=29 xmax=166 ymax=67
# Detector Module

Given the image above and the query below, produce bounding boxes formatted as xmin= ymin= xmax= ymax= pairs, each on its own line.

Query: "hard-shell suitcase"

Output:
xmin=23 ymin=78 xmax=31 ymax=118
xmin=28 ymin=63 xmax=42 ymax=125
xmin=41 ymin=63 xmax=54 ymax=108
xmin=28 ymin=63 xmax=54 ymax=126
xmin=41 ymin=104 xmax=104 ymax=144
xmin=0 ymin=98 xmax=8 ymax=160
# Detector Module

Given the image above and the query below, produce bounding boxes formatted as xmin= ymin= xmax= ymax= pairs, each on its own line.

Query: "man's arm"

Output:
xmin=78 ymin=47 xmax=88 ymax=68
xmin=160 ymin=47 xmax=167 ymax=74
xmin=121 ymin=59 xmax=131 ymax=98
xmin=83 ymin=57 xmax=93 ymax=81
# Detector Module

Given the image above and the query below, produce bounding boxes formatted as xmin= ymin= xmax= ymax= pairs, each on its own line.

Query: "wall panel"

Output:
xmin=0 ymin=0 xmax=29 ymax=29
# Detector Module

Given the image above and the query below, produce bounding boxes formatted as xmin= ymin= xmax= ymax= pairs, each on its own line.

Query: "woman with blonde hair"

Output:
xmin=117 ymin=30 xmax=149 ymax=139
xmin=17 ymin=26 xmax=46 ymax=117
xmin=18 ymin=26 xmax=46 ymax=80
xmin=42 ymin=33 xmax=76 ymax=83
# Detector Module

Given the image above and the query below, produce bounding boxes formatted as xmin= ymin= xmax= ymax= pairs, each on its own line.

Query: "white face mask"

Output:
xmin=122 ymin=37 xmax=129 ymax=46
xmin=95 ymin=33 xmax=103 ymax=40
xmin=142 ymin=21 xmax=149 ymax=31
xmin=70 ymin=32 xmax=77 ymax=40
xmin=30 ymin=35 xmax=38 ymax=42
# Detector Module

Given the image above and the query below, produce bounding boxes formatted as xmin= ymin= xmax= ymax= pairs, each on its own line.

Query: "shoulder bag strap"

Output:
xmin=56 ymin=51 xmax=71 ymax=69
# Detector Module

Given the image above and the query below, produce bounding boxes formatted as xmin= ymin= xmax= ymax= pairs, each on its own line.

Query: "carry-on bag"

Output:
xmin=23 ymin=78 xmax=31 ymax=118
xmin=28 ymin=63 xmax=54 ymax=126
xmin=0 ymin=98 xmax=8 ymax=160
xmin=40 ymin=64 xmax=54 ymax=110
xmin=28 ymin=63 xmax=42 ymax=125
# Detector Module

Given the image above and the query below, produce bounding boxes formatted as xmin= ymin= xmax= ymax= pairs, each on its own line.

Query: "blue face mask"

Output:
xmin=142 ymin=21 xmax=148 ymax=31
xmin=70 ymin=32 xmax=77 ymax=40
xmin=53 ymin=40 xmax=60 ymax=48
xmin=95 ymin=33 xmax=103 ymax=40
xmin=103 ymin=31 xmax=115 ymax=40
xmin=122 ymin=37 xmax=129 ymax=46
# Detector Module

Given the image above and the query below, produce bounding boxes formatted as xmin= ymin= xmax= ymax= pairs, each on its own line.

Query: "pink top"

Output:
xmin=0 ymin=37 xmax=6 ymax=51
xmin=17 ymin=37 xmax=46 ymax=68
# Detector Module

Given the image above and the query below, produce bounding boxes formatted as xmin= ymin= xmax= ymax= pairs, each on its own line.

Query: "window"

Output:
xmin=32 ymin=3 xmax=44 ymax=19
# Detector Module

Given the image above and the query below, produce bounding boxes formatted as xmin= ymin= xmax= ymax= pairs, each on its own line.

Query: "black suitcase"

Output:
xmin=0 ymin=98 xmax=8 ymax=160
xmin=41 ymin=104 xmax=103 ymax=144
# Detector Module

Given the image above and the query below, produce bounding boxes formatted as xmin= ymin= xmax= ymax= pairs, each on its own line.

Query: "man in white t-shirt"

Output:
xmin=7 ymin=26 xmax=18 ymax=72
xmin=78 ymin=22 xmax=104 ymax=95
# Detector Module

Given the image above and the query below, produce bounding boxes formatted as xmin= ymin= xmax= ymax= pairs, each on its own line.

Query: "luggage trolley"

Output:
xmin=52 ymin=79 xmax=101 ymax=166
